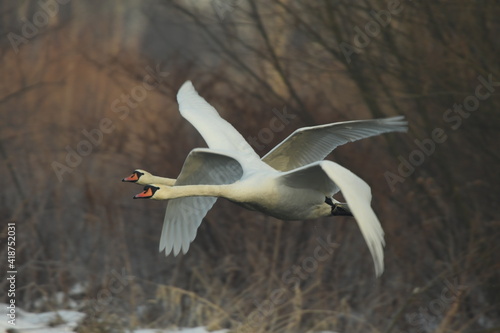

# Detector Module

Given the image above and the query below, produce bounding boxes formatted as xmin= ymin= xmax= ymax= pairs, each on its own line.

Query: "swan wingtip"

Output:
xmin=179 ymin=80 xmax=194 ymax=92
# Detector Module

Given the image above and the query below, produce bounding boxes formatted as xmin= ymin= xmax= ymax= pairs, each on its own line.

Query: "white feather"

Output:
xmin=262 ymin=116 xmax=407 ymax=171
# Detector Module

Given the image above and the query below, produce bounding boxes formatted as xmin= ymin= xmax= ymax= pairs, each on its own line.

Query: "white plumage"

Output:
xmin=128 ymin=81 xmax=407 ymax=277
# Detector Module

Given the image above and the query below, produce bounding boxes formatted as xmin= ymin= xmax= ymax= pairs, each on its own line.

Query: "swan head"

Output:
xmin=122 ymin=169 xmax=152 ymax=184
xmin=133 ymin=184 xmax=162 ymax=199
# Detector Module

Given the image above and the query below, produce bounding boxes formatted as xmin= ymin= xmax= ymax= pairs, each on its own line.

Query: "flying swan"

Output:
xmin=124 ymin=81 xmax=407 ymax=276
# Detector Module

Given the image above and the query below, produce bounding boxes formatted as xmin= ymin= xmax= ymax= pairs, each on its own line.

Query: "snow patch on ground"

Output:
xmin=0 ymin=303 xmax=228 ymax=333
xmin=1 ymin=303 xmax=338 ymax=333
xmin=1 ymin=303 xmax=85 ymax=332
xmin=134 ymin=328 xmax=227 ymax=333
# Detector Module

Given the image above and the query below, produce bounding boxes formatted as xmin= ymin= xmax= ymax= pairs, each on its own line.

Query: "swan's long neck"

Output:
xmin=154 ymin=184 xmax=235 ymax=200
xmin=148 ymin=175 xmax=176 ymax=186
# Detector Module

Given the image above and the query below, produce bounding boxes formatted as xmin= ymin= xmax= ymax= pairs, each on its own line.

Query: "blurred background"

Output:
xmin=1 ymin=0 xmax=499 ymax=332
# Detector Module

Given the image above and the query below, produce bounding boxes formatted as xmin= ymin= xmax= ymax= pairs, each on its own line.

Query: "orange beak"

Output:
xmin=134 ymin=187 xmax=154 ymax=199
xmin=122 ymin=173 xmax=139 ymax=182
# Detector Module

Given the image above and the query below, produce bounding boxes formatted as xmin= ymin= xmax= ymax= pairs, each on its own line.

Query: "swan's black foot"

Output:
xmin=332 ymin=203 xmax=352 ymax=216
xmin=325 ymin=197 xmax=353 ymax=216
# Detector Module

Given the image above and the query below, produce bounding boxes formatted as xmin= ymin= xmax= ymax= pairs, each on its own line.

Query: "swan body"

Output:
xmin=126 ymin=81 xmax=408 ymax=276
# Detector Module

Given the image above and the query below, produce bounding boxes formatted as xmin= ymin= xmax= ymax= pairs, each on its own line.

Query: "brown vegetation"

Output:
xmin=1 ymin=0 xmax=499 ymax=332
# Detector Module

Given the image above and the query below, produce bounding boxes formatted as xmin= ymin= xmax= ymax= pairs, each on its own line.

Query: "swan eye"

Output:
xmin=145 ymin=185 xmax=160 ymax=193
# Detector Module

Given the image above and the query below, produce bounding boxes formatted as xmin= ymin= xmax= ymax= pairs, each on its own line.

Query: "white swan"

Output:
xmin=128 ymin=81 xmax=407 ymax=277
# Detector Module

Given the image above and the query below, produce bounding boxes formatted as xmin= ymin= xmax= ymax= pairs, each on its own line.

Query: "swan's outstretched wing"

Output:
xmin=263 ymin=116 xmax=407 ymax=171
xmin=177 ymin=81 xmax=261 ymax=161
xmin=278 ymin=161 xmax=385 ymax=276
xmin=159 ymin=148 xmax=244 ymax=256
